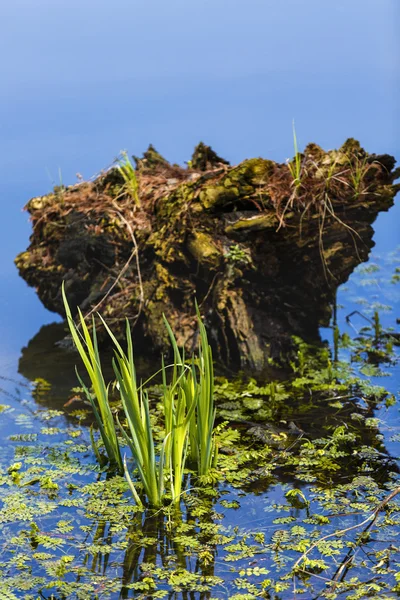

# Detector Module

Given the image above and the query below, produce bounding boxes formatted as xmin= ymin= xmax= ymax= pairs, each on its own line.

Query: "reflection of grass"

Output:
xmin=63 ymin=285 xmax=216 ymax=508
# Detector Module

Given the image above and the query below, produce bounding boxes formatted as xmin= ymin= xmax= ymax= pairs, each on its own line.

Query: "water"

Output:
xmin=0 ymin=1 xmax=399 ymax=598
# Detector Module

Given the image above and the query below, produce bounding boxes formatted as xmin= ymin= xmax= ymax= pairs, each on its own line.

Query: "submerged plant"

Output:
xmin=62 ymin=285 xmax=216 ymax=508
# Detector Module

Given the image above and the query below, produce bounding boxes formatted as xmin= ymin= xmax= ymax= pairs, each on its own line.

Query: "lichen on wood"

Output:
xmin=15 ymin=141 xmax=399 ymax=370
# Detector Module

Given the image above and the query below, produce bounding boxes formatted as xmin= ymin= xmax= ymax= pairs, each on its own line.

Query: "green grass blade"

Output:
xmin=89 ymin=424 xmax=103 ymax=465
xmin=123 ymin=455 xmax=144 ymax=508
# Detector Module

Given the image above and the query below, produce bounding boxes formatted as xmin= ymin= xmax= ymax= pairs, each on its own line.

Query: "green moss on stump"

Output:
xmin=15 ymin=140 xmax=399 ymax=370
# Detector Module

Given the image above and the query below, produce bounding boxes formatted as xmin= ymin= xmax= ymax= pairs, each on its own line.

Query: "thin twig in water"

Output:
xmin=319 ymin=487 xmax=400 ymax=597
xmin=292 ymin=486 xmax=400 ymax=584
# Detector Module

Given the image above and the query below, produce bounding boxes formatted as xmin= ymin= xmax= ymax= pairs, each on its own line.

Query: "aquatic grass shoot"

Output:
xmin=163 ymin=304 xmax=216 ymax=482
xmin=100 ymin=316 xmax=165 ymax=507
xmin=192 ymin=306 xmax=217 ymax=476
xmin=62 ymin=286 xmax=216 ymax=508
xmin=62 ymin=283 xmax=123 ymax=472
xmin=160 ymin=352 xmax=193 ymax=504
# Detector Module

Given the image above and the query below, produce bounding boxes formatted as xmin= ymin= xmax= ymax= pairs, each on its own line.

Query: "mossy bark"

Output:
xmin=15 ymin=141 xmax=399 ymax=371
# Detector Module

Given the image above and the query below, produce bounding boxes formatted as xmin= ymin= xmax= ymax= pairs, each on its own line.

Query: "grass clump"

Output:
xmin=62 ymin=285 xmax=123 ymax=473
xmin=62 ymin=283 xmax=216 ymax=508
xmin=116 ymin=151 xmax=140 ymax=206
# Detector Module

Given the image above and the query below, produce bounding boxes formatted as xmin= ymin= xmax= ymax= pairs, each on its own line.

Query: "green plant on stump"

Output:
xmin=62 ymin=284 xmax=216 ymax=508
xmin=117 ymin=150 xmax=140 ymax=206
xmin=287 ymin=120 xmax=302 ymax=189
xmin=347 ymin=153 xmax=374 ymax=199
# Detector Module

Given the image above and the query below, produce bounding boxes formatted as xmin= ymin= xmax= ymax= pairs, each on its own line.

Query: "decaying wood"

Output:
xmin=15 ymin=141 xmax=399 ymax=370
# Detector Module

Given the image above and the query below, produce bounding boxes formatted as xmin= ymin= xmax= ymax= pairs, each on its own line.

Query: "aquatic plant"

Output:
xmin=62 ymin=285 xmax=123 ymax=472
xmin=1 ymin=300 xmax=399 ymax=598
xmin=100 ymin=317 xmax=166 ymax=508
xmin=2 ymin=362 xmax=399 ymax=599
xmin=62 ymin=285 xmax=216 ymax=507
xmin=164 ymin=310 xmax=217 ymax=478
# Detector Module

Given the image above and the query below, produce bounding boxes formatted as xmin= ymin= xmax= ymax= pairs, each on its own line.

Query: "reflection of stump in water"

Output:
xmin=19 ymin=323 xmax=79 ymax=393
xmin=15 ymin=140 xmax=399 ymax=371
xmin=17 ymin=322 xmax=82 ymax=410
xmin=17 ymin=322 xmax=153 ymax=405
